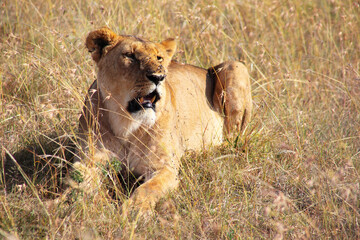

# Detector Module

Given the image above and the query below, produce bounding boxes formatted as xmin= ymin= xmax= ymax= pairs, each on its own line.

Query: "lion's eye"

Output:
xmin=157 ymin=56 xmax=163 ymax=62
xmin=124 ymin=52 xmax=135 ymax=60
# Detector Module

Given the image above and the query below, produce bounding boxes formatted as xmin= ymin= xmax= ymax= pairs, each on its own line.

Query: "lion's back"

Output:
xmin=166 ymin=62 xmax=224 ymax=150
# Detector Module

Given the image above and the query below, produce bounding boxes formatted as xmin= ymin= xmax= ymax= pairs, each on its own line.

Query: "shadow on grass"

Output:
xmin=1 ymin=134 xmax=143 ymax=200
xmin=1 ymin=134 xmax=76 ymax=198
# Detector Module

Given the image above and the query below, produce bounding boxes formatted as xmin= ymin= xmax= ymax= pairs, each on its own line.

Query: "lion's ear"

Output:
xmin=85 ymin=27 xmax=120 ymax=63
xmin=161 ymin=38 xmax=177 ymax=58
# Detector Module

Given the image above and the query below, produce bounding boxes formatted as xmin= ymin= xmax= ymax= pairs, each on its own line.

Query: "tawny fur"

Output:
xmin=77 ymin=27 xmax=252 ymax=213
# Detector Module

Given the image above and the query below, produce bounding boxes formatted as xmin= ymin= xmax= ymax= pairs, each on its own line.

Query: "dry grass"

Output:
xmin=1 ymin=0 xmax=359 ymax=239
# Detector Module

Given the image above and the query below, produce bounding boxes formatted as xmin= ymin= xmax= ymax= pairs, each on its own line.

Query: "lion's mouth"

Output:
xmin=127 ymin=90 xmax=160 ymax=113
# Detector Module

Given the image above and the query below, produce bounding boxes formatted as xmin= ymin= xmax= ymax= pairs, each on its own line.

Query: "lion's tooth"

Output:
xmin=151 ymin=95 xmax=156 ymax=103
xmin=139 ymin=97 xmax=144 ymax=103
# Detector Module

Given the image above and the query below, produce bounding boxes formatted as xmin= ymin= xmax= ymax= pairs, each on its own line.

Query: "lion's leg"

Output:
xmin=123 ymin=165 xmax=178 ymax=214
xmin=209 ymin=61 xmax=252 ymax=136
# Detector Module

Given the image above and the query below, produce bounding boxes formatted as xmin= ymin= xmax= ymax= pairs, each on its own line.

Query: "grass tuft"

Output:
xmin=1 ymin=0 xmax=359 ymax=238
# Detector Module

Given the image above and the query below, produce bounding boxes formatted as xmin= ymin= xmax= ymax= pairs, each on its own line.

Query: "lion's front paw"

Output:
xmin=120 ymin=199 xmax=154 ymax=222
xmin=120 ymin=167 xmax=178 ymax=220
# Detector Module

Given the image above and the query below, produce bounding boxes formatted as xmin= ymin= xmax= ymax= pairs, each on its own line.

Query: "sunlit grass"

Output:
xmin=1 ymin=0 xmax=359 ymax=239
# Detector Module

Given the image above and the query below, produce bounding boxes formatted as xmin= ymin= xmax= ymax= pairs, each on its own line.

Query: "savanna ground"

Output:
xmin=1 ymin=0 xmax=359 ymax=239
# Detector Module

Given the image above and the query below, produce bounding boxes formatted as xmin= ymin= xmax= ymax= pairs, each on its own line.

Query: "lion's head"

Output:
xmin=85 ymin=27 xmax=176 ymax=137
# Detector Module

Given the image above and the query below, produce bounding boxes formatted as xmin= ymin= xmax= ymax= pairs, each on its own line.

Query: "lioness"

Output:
xmin=77 ymin=27 xmax=252 ymax=214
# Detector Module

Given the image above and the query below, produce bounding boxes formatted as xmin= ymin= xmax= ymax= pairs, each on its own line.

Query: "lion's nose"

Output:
xmin=146 ymin=74 xmax=166 ymax=85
